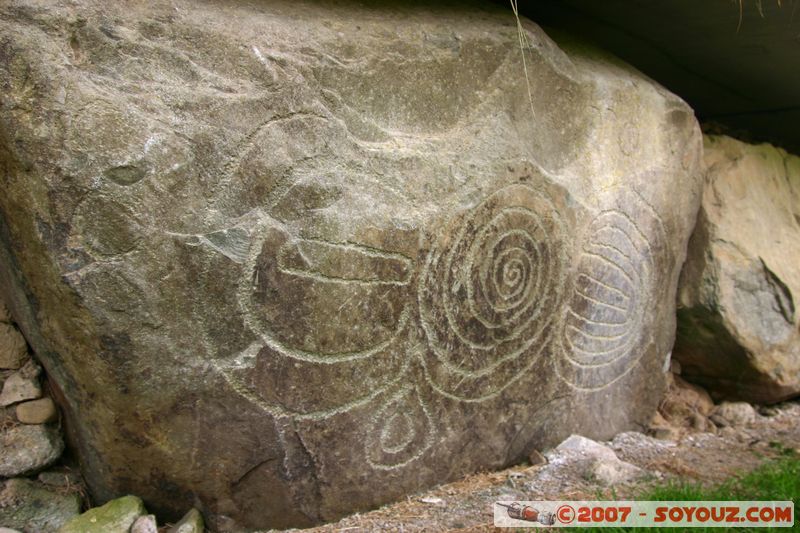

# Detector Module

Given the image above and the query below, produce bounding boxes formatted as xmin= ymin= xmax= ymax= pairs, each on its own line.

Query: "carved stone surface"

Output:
xmin=0 ymin=1 xmax=702 ymax=529
xmin=676 ymin=135 xmax=800 ymax=403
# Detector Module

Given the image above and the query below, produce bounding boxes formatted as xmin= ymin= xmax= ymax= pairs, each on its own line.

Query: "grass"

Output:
xmin=561 ymin=451 xmax=799 ymax=532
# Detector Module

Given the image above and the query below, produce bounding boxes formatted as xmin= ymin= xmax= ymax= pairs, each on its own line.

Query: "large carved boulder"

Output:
xmin=0 ymin=1 xmax=702 ymax=529
xmin=675 ymin=135 xmax=800 ymax=403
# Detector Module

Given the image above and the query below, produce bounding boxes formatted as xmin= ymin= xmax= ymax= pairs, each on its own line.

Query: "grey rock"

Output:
xmin=547 ymin=434 xmax=645 ymax=486
xmin=58 ymin=495 xmax=145 ymax=533
xmin=0 ymin=478 xmax=80 ymax=533
xmin=168 ymin=508 xmax=204 ymax=533
xmin=713 ymin=401 xmax=757 ymax=427
xmin=130 ymin=514 xmax=158 ymax=533
xmin=0 ymin=374 xmax=41 ymax=407
xmin=0 ymin=1 xmax=703 ymax=528
xmin=0 ymin=425 xmax=64 ymax=477
xmin=587 ymin=458 xmax=645 ymax=486
xmin=675 ymin=135 xmax=800 ymax=403
xmin=37 ymin=470 xmax=83 ymax=490
xmin=553 ymin=435 xmax=618 ymax=462
xmin=0 ymin=324 xmax=27 ymax=370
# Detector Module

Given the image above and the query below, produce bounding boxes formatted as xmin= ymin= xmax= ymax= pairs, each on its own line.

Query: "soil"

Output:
xmin=280 ymin=400 xmax=800 ymax=532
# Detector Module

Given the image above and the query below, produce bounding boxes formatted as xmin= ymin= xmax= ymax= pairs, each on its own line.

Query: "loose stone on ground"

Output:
xmin=59 ymin=495 xmax=146 ymax=533
xmin=0 ymin=478 xmax=80 ymax=532
xmin=0 ymin=425 xmax=64 ymax=477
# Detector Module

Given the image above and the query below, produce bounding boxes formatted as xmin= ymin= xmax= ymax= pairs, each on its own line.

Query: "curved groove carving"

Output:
xmin=556 ymin=188 xmax=669 ymax=391
xmin=225 ymin=216 xmax=414 ymax=424
xmin=418 ymin=182 xmax=573 ymax=401
xmin=238 ymin=219 xmax=413 ymax=362
xmin=219 ymin=173 xmax=667 ymax=473
xmin=364 ymin=385 xmax=436 ymax=471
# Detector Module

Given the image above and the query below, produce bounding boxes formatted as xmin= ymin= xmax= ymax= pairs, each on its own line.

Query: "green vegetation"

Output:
xmin=564 ymin=452 xmax=799 ymax=532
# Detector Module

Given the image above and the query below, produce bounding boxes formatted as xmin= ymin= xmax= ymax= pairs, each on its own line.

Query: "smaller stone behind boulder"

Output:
xmin=676 ymin=135 xmax=800 ymax=403
xmin=0 ymin=478 xmax=81 ymax=532
xmin=648 ymin=411 xmax=683 ymax=441
xmin=58 ymin=495 xmax=146 ymax=533
xmin=546 ymin=435 xmax=645 ymax=486
xmin=0 ymin=324 xmax=27 ymax=370
xmin=168 ymin=508 xmax=204 ymax=533
xmin=0 ymin=373 xmax=41 ymax=407
xmin=0 ymin=425 xmax=63 ymax=477
xmin=16 ymin=398 xmax=57 ymax=424
xmin=655 ymin=374 xmax=716 ymax=438
xmin=712 ymin=401 xmax=757 ymax=427
xmin=554 ymin=435 xmax=618 ymax=462
xmin=131 ymin=514 xmax=158 ymax=533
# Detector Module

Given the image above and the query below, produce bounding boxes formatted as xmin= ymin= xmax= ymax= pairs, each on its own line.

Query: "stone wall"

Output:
xmin=0 ymin=296 xmax=82 ymax=532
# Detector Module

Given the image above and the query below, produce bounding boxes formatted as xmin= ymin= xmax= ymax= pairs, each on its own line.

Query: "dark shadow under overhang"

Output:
xmin=505 ymin=0 xmax=800 ymax=153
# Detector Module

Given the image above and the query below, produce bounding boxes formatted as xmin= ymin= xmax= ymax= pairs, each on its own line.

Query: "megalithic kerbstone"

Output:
xmin=0 ymin=1 xmax=703 ymax=529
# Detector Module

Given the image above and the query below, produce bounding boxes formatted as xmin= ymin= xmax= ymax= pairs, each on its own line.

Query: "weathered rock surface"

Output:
xmin=0 ymin=478 xmax=81 ymax=533
xmin=554 ymin=434 xmax=618 ymax=462
xmin=0 ymin=300 xmax=10 ymax=324
xmin=711 ymin=401 xmax=757 ymax=428
xmin=0 ymin=425 xmax=64 ymax=477
xmin=58 ymin=495 xmax=145 ymax=533
xmin=0 ymin=324 xmax=27 ymax=370
xmin=0 ymin=361 xmax=41 ymax=407
xmin=16 ymin=397 xmax=57 ymax=424
xmin=653 ymin=373 xmax=716 ymax=438
xmin=0 ymin=0 xmax=702 ymax=528
xmin=544 ymin=435 xmax=646 ymax=486
xmin=130 ymin=515 xmax=158 ymax=533
xmin=676 ymin=135 xmax=800 ymax=403
xmin=168 ymin=508 xmax=204 ymax=533
xmin=589 ymin=458 xmax=645 ymax=486
xmin=648 ymin=411 xmax=682 ymax=441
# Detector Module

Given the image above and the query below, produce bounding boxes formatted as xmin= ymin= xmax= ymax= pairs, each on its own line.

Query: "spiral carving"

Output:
xmin=419 ymin=182 xmax=571 ymax=400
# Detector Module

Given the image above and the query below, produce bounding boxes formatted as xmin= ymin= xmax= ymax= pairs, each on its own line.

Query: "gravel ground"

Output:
xmin=275 ymin=401 xmax=800 ymax=532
